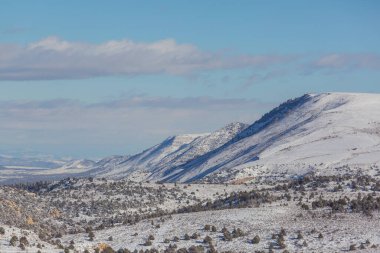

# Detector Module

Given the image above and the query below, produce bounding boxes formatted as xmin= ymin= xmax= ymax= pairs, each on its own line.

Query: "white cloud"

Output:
xmin=1 ymin=37 xmax=378 ymax=81
xmin=311 ymin=53 xmax=380 ymax=72
xmin=0 ymin=37 xmax=289 ymax=80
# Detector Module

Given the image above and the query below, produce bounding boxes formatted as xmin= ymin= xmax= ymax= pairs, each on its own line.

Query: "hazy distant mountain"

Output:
xmin=0 ymin=153 xmax=69 ymax=169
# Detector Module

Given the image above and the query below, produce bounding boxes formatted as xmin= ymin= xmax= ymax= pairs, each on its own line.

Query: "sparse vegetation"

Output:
xmin=1 ymin=174 xmax=379 ymax=252
xmin=252 ymin=235 xmax=260 ymax=244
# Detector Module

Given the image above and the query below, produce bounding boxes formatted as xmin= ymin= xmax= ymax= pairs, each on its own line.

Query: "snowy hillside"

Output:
xmin=165 ymin=93 xmax=380 ymax=182
xmin=2 ymin=92 xmax=380 ymax=185
xmin=89 ymin=134 xmax=207 ymax=179
xmin=147 ymin=122 xmax=248 ymax=180
xmin=89 ymin=123 xmax=248 ymax=180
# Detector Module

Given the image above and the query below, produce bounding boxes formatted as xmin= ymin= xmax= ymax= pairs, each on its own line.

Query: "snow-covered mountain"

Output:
xmin=2 ymin=92 xmax=379 ymax=184
xmin=89 ymin=134 xmax=207 ymax=179
xmin=162 ymin=93 xmax=380 ymax=182
xmin=89 ymin=122 xmax=248 ymax=180
xmin=148 ymin=122 xmax=248 ymax=180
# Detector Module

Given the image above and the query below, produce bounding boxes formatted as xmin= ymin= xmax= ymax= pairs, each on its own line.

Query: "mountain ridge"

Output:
xmin=2 ymin=92 xmax=380 ymax=184
xmin=179 ymin=92 xmax=380 ymax=183
xmin=89 ymin=122 xmax=248 ymax=180
xmin=91 ymin=92 xmax=380 ymax=183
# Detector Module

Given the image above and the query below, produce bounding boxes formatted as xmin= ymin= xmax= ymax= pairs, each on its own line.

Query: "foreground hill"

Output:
xmin=2 ymin=174 xmax=380 ymax=252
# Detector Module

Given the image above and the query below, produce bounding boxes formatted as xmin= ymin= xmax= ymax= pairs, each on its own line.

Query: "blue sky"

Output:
xmin=0 ymin=0 xmax=379 ymax=158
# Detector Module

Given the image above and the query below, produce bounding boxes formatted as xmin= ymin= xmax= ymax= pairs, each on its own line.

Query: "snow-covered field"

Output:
xmin=0 ymin=224 xmax=58 ymax=253
xmin=36 ymin=178 xmax=258 ymax=224
xmin=59 ymin=204 xmax=380 ymax=253
xmin=1 ymin=174 xmax=380 ymax=252
xmin=2 ymin=199 xmax=379 ymax=252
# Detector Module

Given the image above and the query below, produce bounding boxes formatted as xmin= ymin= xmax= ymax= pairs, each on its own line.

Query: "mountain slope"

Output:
xmin=3 ymin=92 xmax=379 ymax=185
xmin=148 ymin=122 xmax=248 ymax=180
xmin=162 ymin=93 xmax=380 ymax=182
xmin=90 ymin=134 xmax=207 ymax=179
xmin=90 ymin=122 xmax=248 ymax=180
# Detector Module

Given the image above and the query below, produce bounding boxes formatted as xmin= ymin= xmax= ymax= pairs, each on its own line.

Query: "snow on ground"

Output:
xmin=60 ymin=201 xmax=380 ymax=253
xmin=40 ymin=178 xmax=259 ymax=222
xmin=2 ymin=176 xmax=380 ymax=252
xmin=0 ymin=224 xmax=58 ymax=253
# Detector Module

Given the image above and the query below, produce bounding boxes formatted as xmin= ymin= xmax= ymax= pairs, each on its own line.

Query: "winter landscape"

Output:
xmin=1 ymin=92 xmax=380 ymax=253
xmin=1 ymin=1 xmax=380 ymax=253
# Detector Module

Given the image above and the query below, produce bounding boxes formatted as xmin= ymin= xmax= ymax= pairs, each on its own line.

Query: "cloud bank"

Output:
xmin=1 ymin=37 xmax=378 ymax=81
xmin=0 ymin=37 xmax=289 ymax=80
xmin=310 ymin=53 xmax=380 ymax=72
